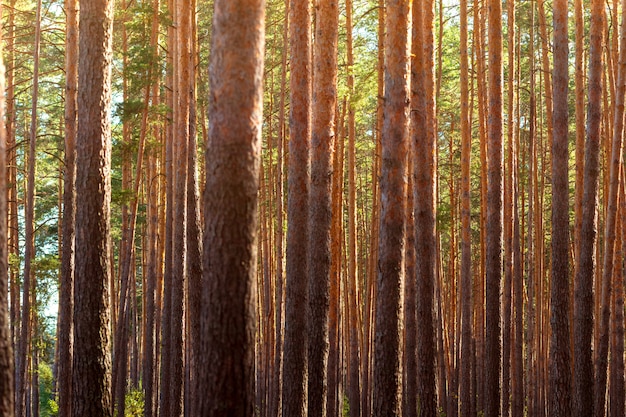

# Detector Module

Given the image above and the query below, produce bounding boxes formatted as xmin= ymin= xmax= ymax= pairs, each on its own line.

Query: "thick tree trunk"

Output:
xmin=72 ymin=0 xmax=114 ymax=414
xmin=196 ymin=1 xmax=265 ymax=415
xmin=281 ymin=0 xmax=311 ymax=415
xmin=573 ymin=0 xmax=604 ymax=410
xmin=373 ymin=0 xmax=410 ymax=415
xmin=485 ymin=0 xmax=503 ymax=415
xmin=307 ymin=0 xmax=338 ymax=415
xmin=548 ymin=0 xmax=572 ymax=414
xmin=413 ymin=0 xmax=438 ymax=415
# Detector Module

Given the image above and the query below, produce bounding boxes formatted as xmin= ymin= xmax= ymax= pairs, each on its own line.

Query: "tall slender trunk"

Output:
xmin=307 ymin=0 xmax=338 ymax=415
xmin=373 ymin=0 xmax=410 ymax=415
xmin=144 ymin=149 xmax=158 ymax=417
xmin=459 ymin=0 xmax=472 ymax=413
xmin=6 ymin=0 xmax=18 ymax=358
xmin=0 ymin=21 xmax=14 ymax=416
xmin=327 ymin=99 xmax=345 ymax=417
xmin=345 ymin=2 xmax=361 ymax=415
xmin=548 ymin=0 xmax=572 ymax=413
xmin=502 ymin=0 xmax=516 ymax=413
xmin=473 ymin=0 xmax=487 ymax=410
xmin=595 ymin=0 xmax=626 ymax=410
xmin=609 ymin=175 xmax=624 ymax=417
xmin=485 ymin=0 xmax=503 ymax=414
xmin=362 ymin=2 xmax=384 ymax=414
xmin=17 ymin=1 xmax=42 ymax=414
xmin=403 ymin=152 xmax=417 ymax=417
xmin=281 ymin=0 xmax=311 ymax=415
xmin=159 ymin=0 xmax=175 ymax=409
xmin=186 ymin=3 xmax=202 ymax=411
xmin=58 ymin=0 xmax=78 ymax=414
xmin=573 ymin=0 xmax=586 ymax=275
xmin=413 ymin=0 xmax=438 ymax=414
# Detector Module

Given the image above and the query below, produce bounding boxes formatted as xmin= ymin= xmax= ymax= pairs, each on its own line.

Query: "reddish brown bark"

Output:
xmin=58 ymin=0 xmax=78 ymax=414
xmin=485 ymin=0 xmax=503 ymax=414
xmin=72 ymin=0 xmax=114 ymax=414
xmin=595 ymin=0 xmax=626 ymax=413
xmin=459 ymin=0 xmax=472 ymax=413
xmin=548 ymin=0 xmax=572 ymax=414
xmin=573 ymin=2 xmax=603 ymax=417
xmin=346 ymin=2 xmax=361 ymax=415
xmin=196 ymin=1 xmax=265 ymax=415
xmin=403 ymin=152 xmax=417 ymax=417
xmin=413 ymin=0 xmax=438 ymax=415
xmin=307 ymin=0 xmax=338 ymax=415
xmin=281 ymin=0 xmax=311 ymax=415
xmin=373 ymin=0 xmax=410 ymax=415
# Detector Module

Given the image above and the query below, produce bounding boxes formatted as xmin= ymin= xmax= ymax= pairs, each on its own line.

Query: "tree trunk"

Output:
xmin=17 ymin=1 xmax=42 ymax=414
xmin=609 ymin=178 xmax=624 ymax=417
xmin=196 ymin=1 xmax=265 ymax=415
xmin=485 ymin=0 xmax=503 ymax=415
xmin=459 ymin=0 xmax=472 ymax=413
xmin=281 ymin=0 xmax=311 ymax=415
xmin=72 ymin=0 xmax=114 ymax=414
xmin=58 ymin=0 xmax=78 ymax=413
xmin=413 ymin=0 xmax=438 ymax=415
xmin=373 ymin=0 xmax=410 ymax=415
xmin=327 ymin=99 xmax=345 ymax=417
xmin=186 ymin=7 xmax=202 ymax=413
xmin=308 ymin=0 xmax=338 ymax=415
xmin=403 ymin=152 xmax=417 ymax=417
xmin=159 ymin=0 xmax=175 ymax=409
xmin=345 ymin=2 xmax=361 ymax=416
xmin=595 ymin=0 xmax=626 ymax=413
xmin=0 ymin=27 xmax=14 ymax=417
xmin=548 ymin=0 xmax=572 ymax=413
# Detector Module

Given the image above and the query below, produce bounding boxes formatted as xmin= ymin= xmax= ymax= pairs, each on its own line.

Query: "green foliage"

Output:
xmin=38 ymin=362 xmax=58 ymax=417
xmin=124 ymin=389 xmax=145 ymax=417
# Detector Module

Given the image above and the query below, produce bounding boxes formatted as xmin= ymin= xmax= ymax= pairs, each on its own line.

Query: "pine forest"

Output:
xmin=0 ymin=0 xmax=625 ymax=416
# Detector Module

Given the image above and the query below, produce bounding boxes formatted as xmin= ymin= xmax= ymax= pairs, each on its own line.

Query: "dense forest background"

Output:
xmin=0 ymin=0 xmax=625 ymax=416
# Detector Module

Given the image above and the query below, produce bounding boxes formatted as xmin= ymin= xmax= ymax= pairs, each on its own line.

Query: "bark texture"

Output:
xmin=281 ymin=0 xmax=311 ymax=415
xmin=196 ymin=1 xmax=265 ymax=415
xmin=0 ymin=29 xmax=14 ymax=417
xmin=373 ymin=0 xmax=410 ymax=415
xmin=573 ymin=1 xmax=603 ymax=416
xmin=58 ymin=0 xmax=78 ymax=414
xmin=413 ymin=0 xmax=438 ymax=414
xmin=307 ymin=0 xmax=338 ymax=415
xmin=72 ymin=0 xmax=115 ymax=415
xmin=485 ymin=0 xmax=503 ymax=415
xmin=548 ymin=0 xmax=572 ymax=414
